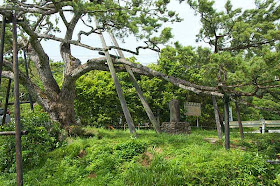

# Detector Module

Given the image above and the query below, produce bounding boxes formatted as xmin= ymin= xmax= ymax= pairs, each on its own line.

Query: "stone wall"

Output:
xmin=161 ymin=122 xmax=191 ymax=134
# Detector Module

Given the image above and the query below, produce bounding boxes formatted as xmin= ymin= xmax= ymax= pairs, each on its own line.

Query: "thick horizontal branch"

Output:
xmin=71 ymin=57 xmax=223 ymax=96
xmin=116 ymin=58 xmax=219 ymax=92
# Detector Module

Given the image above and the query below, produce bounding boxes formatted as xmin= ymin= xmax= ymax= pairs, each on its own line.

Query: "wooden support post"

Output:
xmin=23 ymin=50 xmax=34 ymax=111
xmin=8 ymin=101 xmax=31 ymax=105
xmin=0 ymin=16 xmax=6 ymax=86
xmin=212 ymin=96 xmax=222 ymax=139
xmin=108 ymin=32 xmax=161 ymax=133
xmin=12 ymin=14 xmax=23 ymax=186
xmin=2 ymin=79 xmax=11 ymax=125
xmin=235 ymin=101 xmax=244 ymax=139
xmin=224 ymin=94 xmax=230 ymax=150
xmin=94 ymin=17 xmax=136 ymax=135
xmin=0 ymin=131 xmax=28 ymax=136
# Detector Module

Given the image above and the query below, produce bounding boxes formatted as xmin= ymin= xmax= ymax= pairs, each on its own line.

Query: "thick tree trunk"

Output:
xmin=48 ymin=100 xmax=76 ymax=129
xmin=44 ymin=82 xmax=77 ymax=130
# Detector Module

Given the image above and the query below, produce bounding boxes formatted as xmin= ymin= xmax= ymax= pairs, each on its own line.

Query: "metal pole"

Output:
xmin=109 ymin=32 xmax=161 ymax=133
xmin=2 ymin=79 xmax=11 ymax=125
xmin=0 ymin=16 xmax=6 ymax=86
xmin=12 ymin=14 xmax=23 ymax=186
xmin=23 ymin=50 xmax=34 ymax=111
xmin=94 ymin=17 xmax=136 ymax=135
xmin=224 ymin=94 xmax=230 ymax=150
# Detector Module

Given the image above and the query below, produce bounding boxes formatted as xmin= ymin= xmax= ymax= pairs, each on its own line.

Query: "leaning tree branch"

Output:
xmin=116 ymin=58 xmax=219 ymax=91
xmin=71 ymin=56 xmax=224 ymax=97
xmin=19 ymin=20 xmax=60 ymax=97
xmin=37 ymin=33 xmax=158 ymax=55
xmin=71 ymin=57 xmax=150 ymax=80
xmin=2 ymin=61 xmax=52 ymax=111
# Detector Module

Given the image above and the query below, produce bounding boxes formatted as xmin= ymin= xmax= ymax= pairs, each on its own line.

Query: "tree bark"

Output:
xmin=235 ymin=101 xmax=244 ymax=139
xmin=212 ymin=96 xmax=222 ymax=139
xmin=47 ymin=85 xmax=77 ymax=130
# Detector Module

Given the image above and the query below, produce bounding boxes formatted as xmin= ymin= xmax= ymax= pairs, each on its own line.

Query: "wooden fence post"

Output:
xmin=2 ymin=79 xmax=11 ymax=125
xmin=224 ymin=94 xmax=230 ymax=150
xmin=0 ymin=16 xmax=6 ymax=86
xmin=13 ymin=14 xmax=23 ymax=186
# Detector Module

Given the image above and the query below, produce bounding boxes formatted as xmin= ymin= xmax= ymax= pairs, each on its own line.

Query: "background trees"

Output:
xmin=0 ymin=0 xmax=279 ymax=131
xmin=0 ymin=0 xmax=180 ymax=129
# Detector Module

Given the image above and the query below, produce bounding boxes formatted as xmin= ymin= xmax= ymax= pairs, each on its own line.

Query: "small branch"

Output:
xmin=221 ymin=40 xmax=276 ymax=51
xmin=37 ymin=33 xmax=159 ymax=55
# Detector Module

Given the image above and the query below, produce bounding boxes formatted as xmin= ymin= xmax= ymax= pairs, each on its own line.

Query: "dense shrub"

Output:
xmin=115 ymin=140 xmax=147 ymax=160
xmin=0 ymin=110 xmax=63 ymax=172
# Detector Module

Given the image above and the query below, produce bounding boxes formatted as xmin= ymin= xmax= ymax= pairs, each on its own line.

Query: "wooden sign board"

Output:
xmin=184 ymin=102 xmax=201 ymax=117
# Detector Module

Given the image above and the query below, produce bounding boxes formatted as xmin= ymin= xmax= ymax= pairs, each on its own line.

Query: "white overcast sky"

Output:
xmin=0 ymin=0 xmax=256 ymax=65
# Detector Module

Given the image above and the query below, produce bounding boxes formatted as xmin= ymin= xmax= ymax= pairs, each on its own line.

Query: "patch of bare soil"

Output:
xmin=154 ymin=147 xmax=163 ymax=154
xmin=204 ymin=138 xmax=220 ymax=144
xmin=88 ymin=173 xmax=97 ymax=178
xmin=78 ymin=149 xmax=86 ymax=158
xmin=141 ymin=152 xmax=153 ymax=167
xmin=230 ymin=144 xmax=246 ymax=151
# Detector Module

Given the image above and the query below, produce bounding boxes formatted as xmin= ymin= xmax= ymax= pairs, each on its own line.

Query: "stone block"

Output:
xmin=161 ymin=122 xmax=191 ymax=134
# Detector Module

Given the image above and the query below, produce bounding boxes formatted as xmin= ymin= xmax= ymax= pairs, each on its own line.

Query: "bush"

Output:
xmin=115 ymin=140 xmax=147 ymax=161
xmin=0 ymin=110 xmax=63 ymax=172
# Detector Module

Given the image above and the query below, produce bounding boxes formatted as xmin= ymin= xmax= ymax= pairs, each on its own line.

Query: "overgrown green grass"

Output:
xmin=1 ymin=128 xmax=280 ymax=185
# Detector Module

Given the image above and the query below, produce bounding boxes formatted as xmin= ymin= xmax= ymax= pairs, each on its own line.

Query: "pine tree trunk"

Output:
xmin=44 ymin=84 xmax=77 ymax=130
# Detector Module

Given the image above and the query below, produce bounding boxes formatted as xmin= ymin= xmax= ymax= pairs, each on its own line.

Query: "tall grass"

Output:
xmin=0 ymin=128 xmax=279 ymax=185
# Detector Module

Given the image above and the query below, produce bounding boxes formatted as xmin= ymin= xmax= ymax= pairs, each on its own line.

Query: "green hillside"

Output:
xmin=1 ymin=126 xmax=279 ymax=185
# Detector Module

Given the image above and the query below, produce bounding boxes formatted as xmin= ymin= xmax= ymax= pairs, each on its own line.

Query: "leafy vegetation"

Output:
xmin=0 ymin=126 xmax=279 ymax=185
xmin=0 ymin=106 xmax=64 ymax=174
xmin=0 ymin=0 xmax=280 ymax=185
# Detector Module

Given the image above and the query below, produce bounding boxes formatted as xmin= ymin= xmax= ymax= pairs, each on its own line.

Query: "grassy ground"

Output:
xmin=1 ymin=128 xmax=280 ymax=185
